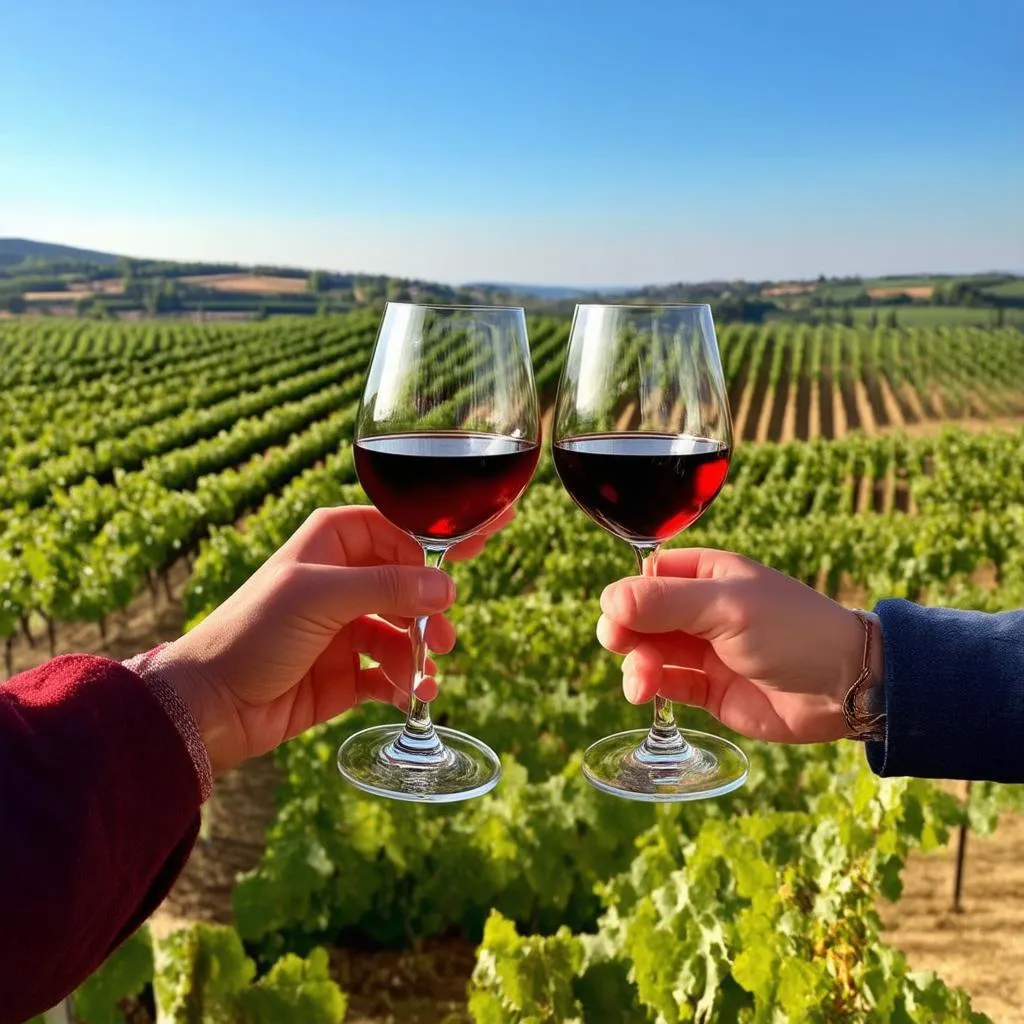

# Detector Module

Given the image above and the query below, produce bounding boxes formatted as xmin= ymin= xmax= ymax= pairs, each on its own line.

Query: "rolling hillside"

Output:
xmin=0 ymin=237 xmax=121 ymax=267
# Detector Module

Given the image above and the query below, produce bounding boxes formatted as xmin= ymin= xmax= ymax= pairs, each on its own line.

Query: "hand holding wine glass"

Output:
xmin=158 ymin=503 xmax=514 ymax=776
xmin=552 ymin=303 xmax=748 ymax=801
xmin=339 ymin=303 xmax=540 ymax=803
xmin=597 ymin=547 xmax=877 ymax=744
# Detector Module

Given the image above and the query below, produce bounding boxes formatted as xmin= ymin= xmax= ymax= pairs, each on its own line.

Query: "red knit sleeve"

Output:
xmin=0 ymin=655 xmax=202 ymax=1023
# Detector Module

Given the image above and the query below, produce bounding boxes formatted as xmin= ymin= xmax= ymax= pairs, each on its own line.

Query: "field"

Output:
xmin=179 ymin=273 xmax=312 ymax=294
xmin=22 ymin=280 xmax=128 ymax=302
xmin=2 ymin=314 xmax=1024 ymax=1022
xmin=849 ymin=306 xmax=1024 ymax=329
xmin=867 ymin=287 xmax=935 ymax=300
xmin=22 ymin=275 xmax=311 ymax=303
xmin=756 ymin=274 xmax=1024 ymax=333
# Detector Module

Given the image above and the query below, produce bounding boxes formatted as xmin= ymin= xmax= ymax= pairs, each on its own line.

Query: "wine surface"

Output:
xmin=355 ymin=431 xmax=539 ymax=542
xmin=553 ymin=432 xmax=730 ymax=544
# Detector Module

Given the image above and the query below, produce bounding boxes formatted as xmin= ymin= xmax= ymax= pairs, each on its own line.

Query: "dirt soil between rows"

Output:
xmin=879 ymin=803 xmax=1024 ymax=1023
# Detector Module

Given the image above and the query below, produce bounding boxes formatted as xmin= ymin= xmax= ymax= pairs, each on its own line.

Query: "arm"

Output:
xmin=0 ymin=504 xmax=507 ymax=1020
xmin=868 ymin=600 xmax=1024 ymax=781
xmin=0 ymin=655 xmax=202 ymax=1024
xmin=597 ymin=547 xmax=1024 ymax=782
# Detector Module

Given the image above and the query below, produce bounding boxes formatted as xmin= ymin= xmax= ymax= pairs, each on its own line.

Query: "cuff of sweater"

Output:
xmin=122 ymin=645 xmax=214 ymax=802
xmin=865 ymin=599 xmax=1024 ymax=782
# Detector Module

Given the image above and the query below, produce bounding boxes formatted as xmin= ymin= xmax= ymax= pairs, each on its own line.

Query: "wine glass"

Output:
xmin=338 ymin=303 xmax=540 ymax=802
xmin=552 ymin=303 xmax=748 ymax=801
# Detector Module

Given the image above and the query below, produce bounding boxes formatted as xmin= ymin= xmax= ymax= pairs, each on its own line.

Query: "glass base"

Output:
xmin=337 ymin=724 xmax=502 ymax=804
xmin=582 ymin=728 xmax=749 ymax=802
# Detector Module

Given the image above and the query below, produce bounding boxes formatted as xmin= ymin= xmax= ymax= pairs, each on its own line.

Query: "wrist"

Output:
xmin=841 ymin=610 xmax=886 ymax=742
xmin=144 ymin=640 xmax=241 ymax=778
xmin=121 ymin=644 xmax=216 ymax=799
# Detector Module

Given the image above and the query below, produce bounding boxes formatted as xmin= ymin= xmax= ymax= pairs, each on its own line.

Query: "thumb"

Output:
xmin=287 ymin=563 xmax=455 ymax=624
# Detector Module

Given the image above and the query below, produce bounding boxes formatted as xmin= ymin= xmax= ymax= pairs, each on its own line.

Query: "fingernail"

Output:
xmin=600 ymin=583 xmax=623 ymax=618
xmin=416 ymin=678 xmax=439 ymax=701
xmin=621 ymin=660 xmax=638 ymax=694
xmin=419 ymin=571 xmax=454 ymax=606
xmin=622 ymin=670 xmax=643 ymax=704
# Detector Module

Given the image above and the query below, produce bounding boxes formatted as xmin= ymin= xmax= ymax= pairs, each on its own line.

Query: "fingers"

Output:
xmin=600 ymin=574 xmax=750 ymax=640
xmin=354 ymin=666 xmax=398 ymax=705
xmin=599 ymin=548 xmax=759 ymax=637
xmin=283 ymin=505 xmax=424 ymax=569
xmin=446 ymin=506 xmax=517 ymax=562
xmin=650 ymin=548 xmax=757 ymax=581
xmin=619 ymin=654 xmax=769 ymax=740
xmin=445 ymin=534 xmax=489 ymax=562
xmin=622 ymin=660 xmax=724 ymax=722
xmin=423 ymin=615 xmax=456 ymax=654
xmin=597 ymin=614 xmax=712 ymax=666
xmin=276 ymin=561 xmax=455 ymax=628
xmin=371 ymin=614 xmax=457 ymax=654
xmin=619 ymin=633 xmax=715 ymax=710
xmin=278 ymin=498 xmax=514 ymax=583
xmin=410 ymin=676 xmax=439 ymax=703
xmin=355 ymin=666 xmax=439 ymax=709
xmin=349 ymin=615 xmax=441 ymax=684
xmin=275 ymin=501 xmax=512 ymax=583
xmin=345 ymin=562 xmax=453 ymax=619
xmin=350 ymin=614 xmax=455 ymax=676
xmin=619 ymin=658 xmax=807 ymax=744
xmin=621 ymin=642 xmax=667 ymax=704
xmin=595 ymin=614 xmax=636 ymax=653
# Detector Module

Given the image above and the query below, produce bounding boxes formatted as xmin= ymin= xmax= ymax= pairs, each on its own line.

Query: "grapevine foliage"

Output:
xmin=24 ymin=924 xmax=346 ymax=1024
xmin=470 ymin=770 xmax=990 ymax=1022
xmin=5 ymin=316 xmax=1023 ymax=1020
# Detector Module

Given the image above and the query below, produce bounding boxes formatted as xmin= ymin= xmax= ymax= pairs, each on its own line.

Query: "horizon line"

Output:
xmin=2 ymin=236 xmax=1021 ymax=291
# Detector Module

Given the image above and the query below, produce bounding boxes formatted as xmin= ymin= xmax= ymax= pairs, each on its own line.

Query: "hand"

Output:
xmin=597 ymin=548 xmax=883 ymax=744
xmin=157 ymin=505 xmax=511 ymax=774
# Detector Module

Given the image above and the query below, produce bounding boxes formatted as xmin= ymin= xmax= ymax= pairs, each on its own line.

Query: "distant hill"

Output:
xmin=466 ymin=282 xmax=626 ymax=300
xmin=0 ymin=238 xmax=121 ymax=267
xmin=2 ymin=237 xmax=1021 ymax=327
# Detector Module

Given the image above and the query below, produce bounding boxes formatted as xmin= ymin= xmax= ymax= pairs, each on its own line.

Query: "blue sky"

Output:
xmin=2 ymin=1 xmax=1021 ymax=285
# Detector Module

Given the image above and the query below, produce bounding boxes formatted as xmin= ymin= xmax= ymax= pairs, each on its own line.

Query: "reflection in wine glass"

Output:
xmin=338 ymin=303 xmax=541 ymax=803
xmin=553 ymin=304 xmax=749 ymax=801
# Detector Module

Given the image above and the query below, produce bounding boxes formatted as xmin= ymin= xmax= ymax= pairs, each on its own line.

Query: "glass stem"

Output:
xmin=632 ymin=545 xmax=688 ymax=758
xmin=389 ymin=546 xmax=449 ymax=764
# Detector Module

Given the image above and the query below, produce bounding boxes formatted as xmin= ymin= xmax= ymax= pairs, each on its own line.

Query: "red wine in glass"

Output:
xmin=552 ymin=302 xmax=748 ymax=802
xmin=355 ymin=431 xmax=540 ymax=543
xmin=338 ymin=302 xmax=540 ymax=804
xmin=552 ymin=433 xmax=730 ymax=545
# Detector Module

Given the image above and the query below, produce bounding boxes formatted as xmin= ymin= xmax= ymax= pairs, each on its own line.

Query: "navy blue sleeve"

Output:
xmin=865 ymin=600 xmax=1024 ymax=782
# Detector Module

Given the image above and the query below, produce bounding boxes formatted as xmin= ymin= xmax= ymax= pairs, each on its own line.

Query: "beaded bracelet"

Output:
xmin=842 ymin=610 xmax=886 ymax=743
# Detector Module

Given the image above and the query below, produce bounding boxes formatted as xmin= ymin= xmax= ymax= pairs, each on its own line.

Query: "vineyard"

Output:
xmin=2 ymin=313 xmax=1023 ymax=1022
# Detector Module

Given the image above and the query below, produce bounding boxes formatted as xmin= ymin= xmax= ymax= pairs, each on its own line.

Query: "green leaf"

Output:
xmin=153 ymin=923 xmax=255 ymax=1024
xmin=74 ymin=927 xmax=153 ymax=1024
xmin=878 ymin=856 xmax=904 ymax=903
xmin=152 ymin=925 xmax=347 ymax=1024
xmin=469 ymin=912 xmax=584 ymax=1023
xmin=777 ymin=957 xmax=829 ymax=1019
xmin=237 ymin=948 xmax=347 ymax=1024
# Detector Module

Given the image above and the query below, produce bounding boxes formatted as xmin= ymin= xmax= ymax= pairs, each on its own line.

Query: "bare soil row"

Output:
xmin=730 ymin=362 xmax=1024 ymax=443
